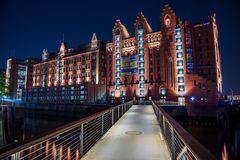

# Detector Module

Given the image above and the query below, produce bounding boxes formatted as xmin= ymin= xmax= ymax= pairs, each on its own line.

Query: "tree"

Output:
xmin=0 ymin=72 xmax=5 ymax=96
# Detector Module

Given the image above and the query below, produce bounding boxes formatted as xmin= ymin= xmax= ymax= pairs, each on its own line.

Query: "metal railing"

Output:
xmin=0 ymin=101 xmax=133 ymax=160
xmin=152 ymin=101 xmax=216 ymax=160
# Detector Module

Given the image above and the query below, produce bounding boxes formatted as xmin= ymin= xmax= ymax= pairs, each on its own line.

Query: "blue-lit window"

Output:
xmin=177 ymin=60 xmax=183 ymax=66
xmin=177 ymin=52 xmax=182 ymax=58
xmin=116 ymin=48 xmax=120 ymax=53
xmin=140 ymin=69 xmax=144 ymax=74
xmin=140 ymin=76 xmax=144 ymax=81
xmin=176 ymin=28 xmax=181 ymax=35
xmin=178 ymin=77 xmax=184 ymax=83
xmin=139 ymin=49 xmax=143 ymax=54
xmin=80 ymin=95 xmax=84 ymax=100
xmin=176 ymin=38 xmax=182 ymax=43
xmin=140 ymin=83 xmax=144 ymax=88
xmin=178 ymin=69 xmax=184 ymax=74
xmin=116 ymin=42 xmax=120 ymax=47
xmin=122 ymin=91 xmax=126 ymax=96
xmin=139 ymin=55 xmax=144 ymax=61
xmin=178 ymin=85 xmax=184 ymax=92
xmin=116 ymin=59 xmax=120 ymax=64
xmin=116 ymin=72 xmax=120 ymax=77
xmin=177 ymin=45 xmax=182 ymax=50
xmin=116 ymin=85 xmax=120 ymax=90
xmin=140 ymin=62 xmax=144 ymax=68
xmin=111 ymin=91 xmax=115 ymax=97
xmin=116 ymin=78 xmax=120 ymax=83
xmin=140 ymin=90 xmax=144 ymax=96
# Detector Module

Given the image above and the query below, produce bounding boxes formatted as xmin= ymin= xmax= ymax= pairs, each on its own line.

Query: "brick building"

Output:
xmin=7 ymin=5 xmax=223 ymax=106
xmin=24 ymin=34 xmax=107 ymax=104
xmin=106 ymin=5 xmax=222 ymax=106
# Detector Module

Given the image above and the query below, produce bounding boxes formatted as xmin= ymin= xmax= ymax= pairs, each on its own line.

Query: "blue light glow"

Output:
xmin=177 ymin=52 xmax=182 ymax=58
xmin=190 ymin=96 xmax=195 ymax=101
xmin=115 ymin=34 xmax=121 ymax=90
xmin=138 ymin=26 xmax=145 ymax=97
xmin=111 ymin=91 xmax=115 ymax=97
xmin=176 ymin=26 xmax=185 ymax=97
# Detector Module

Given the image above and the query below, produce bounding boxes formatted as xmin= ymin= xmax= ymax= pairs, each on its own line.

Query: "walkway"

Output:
xmin=82 ymin=105 xmax=171 ymax=160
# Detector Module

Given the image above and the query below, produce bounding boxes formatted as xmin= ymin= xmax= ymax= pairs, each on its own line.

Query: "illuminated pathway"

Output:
xmin=82 ymin=105 xmax=171 ymax=160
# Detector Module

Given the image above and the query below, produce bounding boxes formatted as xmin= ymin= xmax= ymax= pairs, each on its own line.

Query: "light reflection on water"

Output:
xmin=163 ymin=106 xmax=240 ymax=160
xmin=0 ymin=105 xmax=96 ymax=148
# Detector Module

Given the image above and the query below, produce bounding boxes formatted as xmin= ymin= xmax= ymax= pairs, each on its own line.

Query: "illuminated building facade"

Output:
xmin=6 ymin=5 xmax=223 ymax=106
xmin=106 ymin=5 xmax=222 ymax=106
xmin=24 ymin=34 xmax=107 ymax=104
xmin=5 ymin=58 xmax=39 ymax=100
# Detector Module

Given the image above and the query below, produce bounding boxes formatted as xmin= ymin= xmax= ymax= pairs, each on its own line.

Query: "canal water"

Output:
xmin=0 ymin=105 xmax=105 ymax=149
xmin=164 ymin=105 xmax=240 ymax=160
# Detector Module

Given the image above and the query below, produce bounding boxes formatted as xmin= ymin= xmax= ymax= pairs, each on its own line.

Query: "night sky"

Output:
xmin=0 ymin=0 xmax=239 ymax=94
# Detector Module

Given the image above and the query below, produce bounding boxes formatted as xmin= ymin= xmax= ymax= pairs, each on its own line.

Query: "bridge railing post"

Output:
xmin=112 ymin=109 xmax=114 ymax=125
xmin=171 ymin=126 xmax=176 ymax=160
xmin=101 ymin=114 xmax=104 ymax=135
xmin=118 ymin=106 xmax=120 ymax=119
xmin=80 ymin=124 xmax=83 ymax=156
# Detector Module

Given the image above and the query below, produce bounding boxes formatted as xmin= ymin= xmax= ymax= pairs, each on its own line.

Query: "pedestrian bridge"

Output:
xmin=82 ymin=105 xmax=170 ymax=160
xmin=0 ymin=101 xmax=216 ymax=160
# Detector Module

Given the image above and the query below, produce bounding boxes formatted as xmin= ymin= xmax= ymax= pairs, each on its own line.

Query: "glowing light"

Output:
xmin=190 ymin=96 xmax=195 ymax=101
xmin=111 ymin=91 xmax=115 ymax=97
xmin=222 ymin=144 xmax=228 ymax=160
xmin=161 ymin=89 xmax=166 ymax=95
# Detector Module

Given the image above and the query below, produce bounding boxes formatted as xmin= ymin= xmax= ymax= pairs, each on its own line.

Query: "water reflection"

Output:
xmin=222 ymin=144 xmax=228 ymax=160
xmin=163 ymin=105 xmax=240 ymax=160
xmin=0 ymin=106 xmax=92 ymax=148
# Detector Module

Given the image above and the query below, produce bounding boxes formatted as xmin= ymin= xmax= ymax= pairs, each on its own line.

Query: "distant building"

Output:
xmin=5 ymin=58 xmax=40 ymax=100
xmin=106 ymin=5 xmax=222 ymax=106
xmin=24 ymin=34 xmax=107 ymax=104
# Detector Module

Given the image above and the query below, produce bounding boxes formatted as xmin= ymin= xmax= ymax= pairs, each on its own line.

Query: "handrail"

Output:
xmin=0 ymin=100 xmax=133 ymax=159
xmin=152 ymin=101 xmax=216 ymax=160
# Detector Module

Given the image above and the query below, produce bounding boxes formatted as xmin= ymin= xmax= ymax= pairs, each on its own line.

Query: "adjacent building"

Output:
xmin=24 ymin=34 xmax=107 ymax=104
xmin=106 ymin=5 xmax=222 ymax=106
xmin=5 ymin=58 xmax=39 ymax=100
xmin=6 ymin=5 xmax=223 ymax=106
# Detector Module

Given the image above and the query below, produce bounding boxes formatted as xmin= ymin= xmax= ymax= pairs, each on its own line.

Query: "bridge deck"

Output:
xmin=82 ymin=105 xmax=171 ymax=160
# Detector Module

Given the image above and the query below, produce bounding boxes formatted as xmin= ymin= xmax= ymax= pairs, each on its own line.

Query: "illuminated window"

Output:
xmin=178 ymin=85 xmax=184 ymax=92
xmin=177 ymin=52 xmax=182 ymax=58
xmin=111 ymin=91 xmax=115 ymax=97
xmin=178 ymin=77 xmax=184 ymax=83
xmin=177 ymin=45 xmax=182 ymax=50
xmin=116 ymin=85 xmax=120 ymax=90
xmin=176 ymin=38 xmax=182 ymax=43
xmin=177 ymin=60 xmax=183 ymax=66
xmin=140 ymin=83 xmax=144 ymax=88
